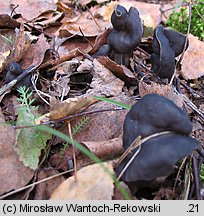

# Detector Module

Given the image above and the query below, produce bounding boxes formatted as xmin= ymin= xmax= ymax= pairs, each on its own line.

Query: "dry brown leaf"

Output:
xmin=48 ymin=60 xmax=79 ymax=98
xmin=73 ymin=94 xmax=134 ymax=142
xmin=58 ymin=37 xmax=95 ymax=57
xmin=34 ymin=12 xmax=63 ymax=28
xmin=0 ymin=108 xmax=34 ymax=195
xmin=50 ymin=96 xmax=97 ymax=120
xmin=58 ymin=48 xmax=83 ymax=65
xmin=89 ymin=28 xmax=111 ymax=54
xmin=1 ymin=25 xmax=32 ymax=72
xmin=0 ymin=0 xmax=57 ymax=21
xmin=139 ymin=80 xmax=184 ymax=107
xmin=77 ymin=58 xmax=94 ymax=73
xmin=97 ymin=56 xmax=136 ymax=84
xmin=56 ymin=11 xmax=109 ymax=37
xmin=20 ymin=34 xmax=50 ymax=68
xmin=0 ymin=51 xmax=10 ymax=70
xmin=0 ymin=14 xmax=20 ymax=28
xmin=180 ymin=34 xmax=204 ymax=80
xmin=86 ymin=59 xmax=124 ymax=97
xmin=154 ymin=187 xmax=177 ymax=200
xmin=34 ymin=170 xmax=65 ymax=200
xmin=82 ymin=136 xmax=123 ymax=159
xmin=50 ymin=162 xmax=114 ymax=200
xmin=56 ymin=1 xmax=80 ymax=17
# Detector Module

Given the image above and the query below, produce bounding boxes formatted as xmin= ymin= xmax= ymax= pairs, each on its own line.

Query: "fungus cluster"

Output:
xmin=115 ymin=94 xmax=200 ymax=189
xmin=94 ymin=5 xmax=189 ymax=80
xmin=94 ymin=5 xmax=143 ymax=67
xmin=150 ymin=25 xmax=189 ymax=79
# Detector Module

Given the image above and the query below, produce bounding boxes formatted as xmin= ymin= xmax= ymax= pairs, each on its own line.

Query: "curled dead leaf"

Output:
xmin=0 ymin=0 xmax=57 ymax=21
xmin=86 ymin=59 xmax=124 ymax=97
xmin=139 ymin=80 xmax=183 ymax=107
xmin=97 ymin=56 xmax=136 ymax=84
xmin=181 ymin=34 xmax=204 ymax=80
xmin=50 ymin=96 xmax=97 ymax=120
xmin=81 ymin=136 xmax=123 ymax=160
xmin=56 ymin=11 xmax=109 ymax=37
xmin=0 ymin=108 xmax=34 ymax=195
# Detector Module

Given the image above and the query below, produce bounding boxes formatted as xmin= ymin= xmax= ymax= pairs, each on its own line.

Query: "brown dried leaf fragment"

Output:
xmin=50 ymin=162 xmax=114 ymax=200
xmin=50 ymin=96 xmax=97 ymax=120
xmin=181 ymin=34 xmax=204 ymax=80
xmin=0 ymin=108 xmax=34 ymax=195
xmin=0 ymin=0 xmax=57 ymax=21
xmin=97 ymin=56 xmax=136 ymax=84
xmin=34 ymin=170 xmax=65 ymax=200
xmin=139 ymin=81 xmax=183 ymax=107
xmin=86 ymin=59 xmax=124 ymax=97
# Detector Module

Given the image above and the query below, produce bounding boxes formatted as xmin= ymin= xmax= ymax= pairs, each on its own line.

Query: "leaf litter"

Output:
xmin=0 ymin=0 xmax=203 ymax=200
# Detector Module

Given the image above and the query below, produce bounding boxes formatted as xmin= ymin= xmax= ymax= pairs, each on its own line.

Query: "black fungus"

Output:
xmin=150 ymin=25 xmax=189 ymax=79
xmin=107 ymin=6 xmax=143 ymax=54
xmin=116 ymin=94 xmax=200 ymax=187
xmin=5 ymin=62 xmax=32 ymax=89
xmin=93 ymin=5 xmax=143 ymax=67
xmin=164 ymin=28 xmax=189 ymax=57
xmin=123 ymin=94 xmax=192 ymax=149
xmin=116 ymin=133 xmax=199 ymax=183
xmin=150 ymin=25 xmax=175 ymax=79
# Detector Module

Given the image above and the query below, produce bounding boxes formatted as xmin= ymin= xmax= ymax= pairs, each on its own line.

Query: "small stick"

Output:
xmin=85 ymin=5 xmax=102 ymax=31
xmin=79 ymin=27 xmax=94 ymax=49
xmin=14 ymin=107 xmax=125 ymax=129
xmin=136 ymin=47 xmax=151 ymax=58
xmin=170 ymin=2 xmax=192 ymax=85
xmin=0 ymin=169 xmax=74 ymax=200
xmin=192 ymin=155 xmax=201 ymax=200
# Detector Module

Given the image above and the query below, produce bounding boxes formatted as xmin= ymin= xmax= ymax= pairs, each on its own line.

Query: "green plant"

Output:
xmin=166 ymin=0 xmax=204 ymax=40
xmin=16 ymin=86 xmax=51 ymax=169
xmin=59 ymin=116 xmax=89 ymax=156
xmin=17 ymin=86 xmax=37 ymax=118
xmin=93 ymin=96 xmax=131 ymax=109
xmin=200 ymin=164 xmax=204 ymax=183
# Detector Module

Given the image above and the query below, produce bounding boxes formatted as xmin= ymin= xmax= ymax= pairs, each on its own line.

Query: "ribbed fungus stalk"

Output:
xmin=150 ymin=25 xmax=189 ymax=79
xmin=116 ymin=94 xmax=200 ymax=190
xmin=93 ymin=5 xmax=143 ymax=67
xmin=5 ymin=62 xmax=32 ymax=89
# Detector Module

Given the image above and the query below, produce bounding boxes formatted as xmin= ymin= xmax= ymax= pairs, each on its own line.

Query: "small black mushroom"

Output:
xmin=150 ymin=25 xmax=189 ymax=79
xmin=5 ymin=62 xmax=32 ymax=89
xmin=107 ymin=6 xmax=143 ymax=54
xmin=150 ymin=25 xmax=175 ymax=79
xmin=93 ymin=5 xmax=143 ymax=67
xmin=115 ymin=94 xmax=200 ymax=189
xmin=111 ymin=5 xmax=128 ymax=31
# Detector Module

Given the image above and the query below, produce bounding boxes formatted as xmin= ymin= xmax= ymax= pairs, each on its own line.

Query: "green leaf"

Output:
xmin=15 ymin=107 xmax=52 ymax=169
